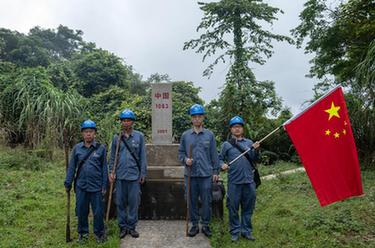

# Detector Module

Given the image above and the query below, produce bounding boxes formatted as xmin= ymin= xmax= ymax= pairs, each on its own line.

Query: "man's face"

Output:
xmin=191 ymin=114 xmax=205 ymax=127
xmin=121 ymin=119 xmax=134 ymax=129
xmin=82 ymin=128 xmax=96 ymax=143
xmin=230 ymin=124 xmax=244 ymax=137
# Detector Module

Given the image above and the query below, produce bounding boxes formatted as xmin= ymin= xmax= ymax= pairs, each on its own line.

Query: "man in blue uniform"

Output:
xmin=219 ymin=116 xmax=260 ymax=242
xmin=108 ymin=109 xmax=147 ymax=239
xmin=64 ymin=120 xmax=108 ymax=243
xmin=178 ymin=104 xmax=220 ymax=237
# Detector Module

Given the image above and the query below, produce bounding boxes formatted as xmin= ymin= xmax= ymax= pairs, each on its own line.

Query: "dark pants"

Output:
xmin=75 ymin=188 xmax=104 ymax=237
xmin=227 ymin=183 xmax=256 ymax=236
xmin=116 ymin=179 xmax=140 ymax=230
xmin=185 ymin=176 xmax=212 ymax=227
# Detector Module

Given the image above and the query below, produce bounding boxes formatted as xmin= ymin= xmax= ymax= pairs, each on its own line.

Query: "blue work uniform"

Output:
xmin=219 ymin=138 xmax=259 ymax=237
xmin=178 ymin=128 xmax=220 ymax=227
xmin=108 ymin=131 xmax=147 ymax=231
xmin=64 ymin=141 xmax=107 ymax=237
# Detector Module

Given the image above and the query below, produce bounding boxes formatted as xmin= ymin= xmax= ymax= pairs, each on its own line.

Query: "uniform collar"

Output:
xmin=80 ymin=140 xmax=98 ymax=148
xmin=122 ymin=130 xmax=134 ymax=137
xmin=231 ymin=136 xmax=245 ymax=142
xmin=190 ymin=127 xmax=205 ymax=134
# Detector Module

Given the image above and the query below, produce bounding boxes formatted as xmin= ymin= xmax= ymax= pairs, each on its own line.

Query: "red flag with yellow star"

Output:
xmin=284 ymin=86 xmax=363 ymax=206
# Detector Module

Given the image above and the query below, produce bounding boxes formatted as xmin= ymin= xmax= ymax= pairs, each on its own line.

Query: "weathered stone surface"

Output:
xmin=147 ymin=166 xmax=184 ymax=179
xmin=120 ymin=220 xmax=211 ymax=248
xmin=151 ymin=83 xmax=173 ymax=144
xmin=146 ymin=144 xmax=181 ymax=168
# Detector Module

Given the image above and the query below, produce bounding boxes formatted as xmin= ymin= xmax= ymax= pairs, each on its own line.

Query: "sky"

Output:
xmin=0 ymin=0 xmax=318 ymax=114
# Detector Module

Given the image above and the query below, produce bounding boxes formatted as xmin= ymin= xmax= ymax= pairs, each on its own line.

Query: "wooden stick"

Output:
xmin=63 ymin=128 xmax=72 ymax=242
xmin=105 ymin=132 xmax=122 ymax=222
xmin=186 ymin=144 xmax=193 ymax=236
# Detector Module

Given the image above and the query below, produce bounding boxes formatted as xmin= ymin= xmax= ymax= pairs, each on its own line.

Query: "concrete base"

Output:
xmin=120 ymin=220 xmax=211 ymax=248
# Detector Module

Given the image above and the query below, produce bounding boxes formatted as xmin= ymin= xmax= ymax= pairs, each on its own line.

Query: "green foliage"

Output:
xmin=184 ymin=0 xmax=293 ymax=158
xmin=72 ymin=48 xmax=132 ymax=97
xmin=0 ymin=148 xmax=120 ymax=247
xmin=210 ymin=167 xmax=375 ymax=247
xmin=184 ymin=0 xmax=293 ymax=77
xmin=0 ymin=67 xmax=86 ymax=148
xmin=0 ymin=148 xmax=47 ymax=170
xmin=0 ymin=25 xmax=83 ymax=67
xmin=117 ymin=93 xmax=152 ymax=140
xmin=172 ymin=81 xmax=204 ymax=141
xmin=0 ymin=25 xmax=152 ymax=150
xmin=293 ymin=0 xmax=375 ymax=166
xmin=292 ymin=0 xmax=375 ymax=82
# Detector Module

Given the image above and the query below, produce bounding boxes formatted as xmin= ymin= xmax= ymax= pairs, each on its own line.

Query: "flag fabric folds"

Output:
xmin=284 ymin=86 xmax=363 ymax=206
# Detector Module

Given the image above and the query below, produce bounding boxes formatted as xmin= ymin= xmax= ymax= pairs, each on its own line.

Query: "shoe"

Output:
xmin=188 ymin=226 xmax=199 ymax=237
xmin=95 ymin=234 xmax=107 ymax=243
xmin=77 ymin=233 xmax=88 ymax=243
xmin=201 ymin=226 xmax=212 ymax=237
xmin=241 ymin=233 xmax=256 ymax=241
xmin=231 ymin=234 xmax=239 ymax=242
xmin=129 ymin=229 xmax=139 ymax=238
xmin=119 ymin=228 xmax=128 ymax=239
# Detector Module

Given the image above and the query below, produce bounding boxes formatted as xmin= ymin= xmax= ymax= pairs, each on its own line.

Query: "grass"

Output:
xmin=1 ymin=146 xmax=374 ymax=247
xmin=211 ymin=164 xmax=375 ymax=248
xmin=257 ymin=161 xmax=301 ymax=176
xmin=0 ymin=146 xmax=120 ymax=248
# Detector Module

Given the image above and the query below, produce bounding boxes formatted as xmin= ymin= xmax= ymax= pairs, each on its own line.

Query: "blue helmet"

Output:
xmin=81 ymin=119 xmax=97 ymax=131
xmin=119 ymin=109 xmax=136 ymax=120
xmin=229 ymin=116 xmax=244 ymax=127
xmin=189 ymin=104 xmax=205 ymax=116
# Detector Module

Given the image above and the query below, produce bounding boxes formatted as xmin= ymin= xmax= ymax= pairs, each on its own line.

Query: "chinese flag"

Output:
xmin=284 ymin=86 xmax=363 ymax=206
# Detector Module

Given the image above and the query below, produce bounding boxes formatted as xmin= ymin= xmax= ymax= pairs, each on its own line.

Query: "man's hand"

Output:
xmin=221 ymin=163 xmax=229 ymax=171
xmin=212 ymin=174 xmax=219 ymax=182
xmin=186 ymin=158 xmax=193 ymax=167
xmin=65 ymin=186 xmax=71 ymax=193
xmin=139 ymin=177 xmax=145 ymax=184
xmin=109 ymin=173 xmax=115 ymax=184
xmin=252 ymin=141 xmax=260 ymax=150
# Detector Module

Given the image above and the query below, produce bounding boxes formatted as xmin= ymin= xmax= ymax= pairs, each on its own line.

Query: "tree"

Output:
xmin=292 ymin=0 xmax=375 ymax=85
xmin=71 ymin=48 xmax=132 ymax=97
xmin=0 ymin=67 xmax=85 ymax=148
xmin=28 ymin=25 xmax=83 ymax=59
xmin=0 ymin=25 xmax=84 ymax=67
xmin=293 ymin=0 xmax=375 ymax=166
xmin=184 ymin=0 xmax=291 ymax=141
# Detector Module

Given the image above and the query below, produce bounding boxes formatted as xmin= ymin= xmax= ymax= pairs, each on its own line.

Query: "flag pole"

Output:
xmin=228 ymin=125 xmax=282 ymax=166
xmin=229 ymin=85 xmax=343 ymax=166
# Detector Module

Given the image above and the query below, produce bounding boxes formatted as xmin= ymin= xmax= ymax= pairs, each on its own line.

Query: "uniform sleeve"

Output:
xmin=108 ymin=135 xmax=117 ymax=173
xmin=101 ymin=145 xmax=108 ymax=189
xmin=139 ymin=134 xmax=147 ymax=178
xmin=248 ymin=140 xmax=260 ymax=162
xmin=219 ymin=142 xmax=228 ymax=167
xmin=64 ymin=146 xmax=77 ymax=188
xmin=178 ymin=133 xmax=187 ymax=165
xmin=210 ymin=133 xmax=220 ymax=175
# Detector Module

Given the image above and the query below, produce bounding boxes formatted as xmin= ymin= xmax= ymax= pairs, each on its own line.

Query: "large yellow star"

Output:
xmin=325 ymin=102 xmax=341 ymax=120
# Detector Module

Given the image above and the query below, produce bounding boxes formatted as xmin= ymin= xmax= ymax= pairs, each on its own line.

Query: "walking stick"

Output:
xmin=186 ymin=144 xmax=193 ymax=236
xmin=64 ymin=129 xmax=72 ymax=243
xmin=105 ymin=132 xmax=122 ymax=222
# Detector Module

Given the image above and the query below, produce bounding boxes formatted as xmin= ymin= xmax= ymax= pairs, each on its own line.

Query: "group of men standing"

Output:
xmin=64 ymin=104 xmax=260 ymax=244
